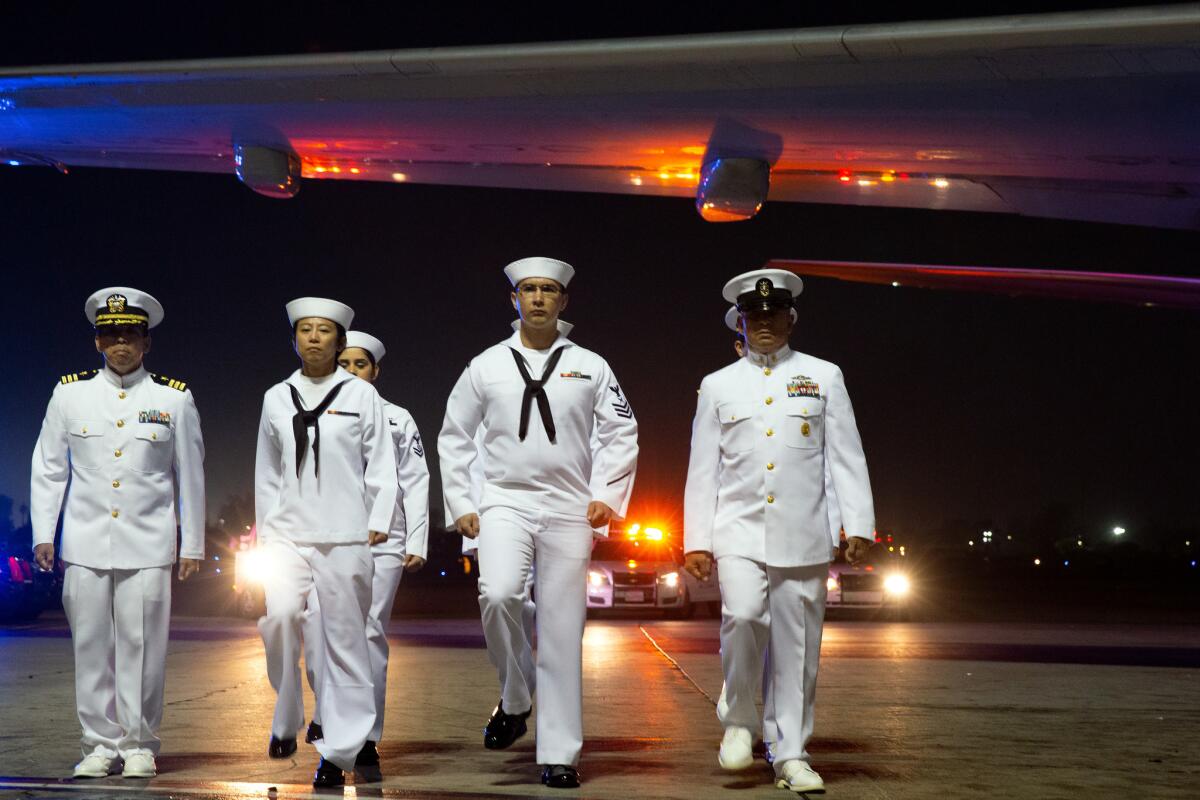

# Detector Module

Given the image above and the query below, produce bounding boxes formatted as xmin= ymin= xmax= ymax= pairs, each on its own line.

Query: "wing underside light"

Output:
xmin=767 ymin=259 xmax=1200 ymax=310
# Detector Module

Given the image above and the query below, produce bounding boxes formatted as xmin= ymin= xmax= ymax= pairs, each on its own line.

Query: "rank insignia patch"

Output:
xmin=139 ymin=409 xmax=171 ymax=425
xmin=608 ymin=384 xmax=633 ymax=419
xmin=559 ymin=371 xmax=592 ymax=380
xmin=412 ymin=433 xmax=425 ymax=458
xmin=787 ymin=375 xmax=821 ymax=398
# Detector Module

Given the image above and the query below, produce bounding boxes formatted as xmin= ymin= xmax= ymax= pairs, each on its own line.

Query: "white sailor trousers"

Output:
xmin=477 ymin=505 xmax=592 ymax=767
xmin=257 ymin=538 xmax=374 ymax=771
xmin=62 ymin=563 xmax=172 ymax=758
xmin=303 ymin=551 xmax=406 ymax=741
xmin=717 ymin=556 xmax=827 ymax=771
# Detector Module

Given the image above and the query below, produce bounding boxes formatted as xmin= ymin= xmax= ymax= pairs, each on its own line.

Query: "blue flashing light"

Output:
xmin=6 ymin=160 xmax=19 ymax=167
xmin=0 ymin=98 xmax=14 ymax=111
xmin=213 ymin=555 xmax=220 ymax=561
xmin=1191 ymin=560 xmax=1196 ymax=567
xmin=439 ymin=570 xmax=447 ymax=577
xmin=1063 ymin=560 xmax=1070 ymax=567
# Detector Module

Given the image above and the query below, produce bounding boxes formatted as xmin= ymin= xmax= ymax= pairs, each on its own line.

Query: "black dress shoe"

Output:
xmin=541 ymin=764 xmax=580 ymax=788
xmin=355 ymin=740 xmax=379 ymax=766
xmin=483 ymin=700 xmax=530 ymax=750
xmin=268 ymin=736 xmax=297 ymax=759
xmin=353 ymin=740 xmax=382 ymax=783
xmin=312 ymin=758 xmax=344 ymax=788
xmin=305 ymin=721 xmax=324 ymax=743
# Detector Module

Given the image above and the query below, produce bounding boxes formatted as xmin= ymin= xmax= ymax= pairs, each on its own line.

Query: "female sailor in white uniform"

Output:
xmin=299 ymin=330 xmax=429 ymax=769
xmin=254 ymin=298 xmax=397 ymax=788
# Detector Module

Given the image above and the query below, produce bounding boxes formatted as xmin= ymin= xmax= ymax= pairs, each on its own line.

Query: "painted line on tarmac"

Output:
xmin=638 ymin=624 xmax=718 ymax=707
xmin=0 ymin=777 xmax=541 ymax=800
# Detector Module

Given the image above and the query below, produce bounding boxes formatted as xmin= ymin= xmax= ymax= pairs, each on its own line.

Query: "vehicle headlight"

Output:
xmin=659 ymin=571 xmax=679 ymax=588
xmin=235 ymin=549 xmax=273 ymax=586
xmin=883 ymin=573 xmax=911 ymax=595
xmin=588 ymin=570 xmax=608 ymax=587
xmin=826 ymin=575 xmax=839 ymax=592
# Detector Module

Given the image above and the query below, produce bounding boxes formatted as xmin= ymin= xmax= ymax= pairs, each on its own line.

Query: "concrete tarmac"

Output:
xmin=0 ymin=614 xmax=1196 ymax=799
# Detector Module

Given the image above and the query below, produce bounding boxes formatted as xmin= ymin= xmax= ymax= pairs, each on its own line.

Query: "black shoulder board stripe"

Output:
xmin=151 ymin=373 xmax=188 ymax=392
xmin=59 ymin=369 xmax=99 ymax=385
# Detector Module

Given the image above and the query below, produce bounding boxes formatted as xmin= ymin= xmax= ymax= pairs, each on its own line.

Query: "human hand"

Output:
xmin=178 ymin=558 xmax=200 ymax=581
xmin=684 ymin=551 xmax=713 ymax=581
xmin=369 ymin=531 xmax=389 ymax=546
xmin=846 ymin=537 xmax=872 ymax=565
xmin=586 ymin=501 xmax=614 ymax=529
xmin=34 ymin=543 xmax=55 ymax=572
xmin=456 ymin=513 xmax=481 ymax=539
xmin=403 ymin=555 xmax=426 ymax=572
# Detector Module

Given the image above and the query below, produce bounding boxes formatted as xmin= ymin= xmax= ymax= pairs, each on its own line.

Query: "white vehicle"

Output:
xmin=826 ymin=540 xmax=913 ymax=619
xmin=587 ymin=524 xmax=721 ymax=618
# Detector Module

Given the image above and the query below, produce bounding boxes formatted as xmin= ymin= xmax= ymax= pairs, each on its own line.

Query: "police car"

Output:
xmin=0 ymin=549 xmax=60 ymax=623
xmin=825 ymin=536 xmax=912 ymax=618
xmin=586 ymin=524 xmax=720 ymax=617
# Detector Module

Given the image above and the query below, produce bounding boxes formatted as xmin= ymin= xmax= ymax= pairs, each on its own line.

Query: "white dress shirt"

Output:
xmin=684 ymin=346 xmax=874 ymax=567
xmin=31 ymin=365 xmax=206 ymax=569
xmin=440 ymin=331 xmax=638 ymax=522
xmin=255 ymin=368 xmax=398 ymax=543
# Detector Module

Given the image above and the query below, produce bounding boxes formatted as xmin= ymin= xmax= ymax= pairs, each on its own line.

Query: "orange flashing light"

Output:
xmin=643 ymin=528 xmax=664 ymax=541
xmin=627 ymin=560 xmax=638 ymax=570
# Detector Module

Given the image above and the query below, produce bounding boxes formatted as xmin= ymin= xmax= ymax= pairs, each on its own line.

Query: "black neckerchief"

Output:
xmin=287 ymin=379 xmax=348 ymax=478
xmin=508 ymin=345 xmax=566 ymax=443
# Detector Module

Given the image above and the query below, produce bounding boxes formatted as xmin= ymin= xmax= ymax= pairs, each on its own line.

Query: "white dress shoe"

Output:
xmin=776 ymin=759 xmax=824 ymax=793
xmin=73 ymin=750 xmax=117 ymax=778
xmin=718 ymin=726 xmax=754 ymax=770
xmin=121 ymin=751 xmax=156 ymax=778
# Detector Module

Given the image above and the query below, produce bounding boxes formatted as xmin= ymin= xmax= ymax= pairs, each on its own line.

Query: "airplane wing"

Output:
xmin=2 ymin=5 xmax=1199 ymax=229
xmin=767 ymin=259 xmax=1200 ymax=309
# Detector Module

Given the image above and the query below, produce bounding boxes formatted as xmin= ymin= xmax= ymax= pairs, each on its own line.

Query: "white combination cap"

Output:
xmin=724 ymin=306 xmax=740 ymax=332
xmin=86 ymin=286 xmax=165 ymax=329
xmin=721 ymin=268 xmax=804 ymax=309
xmin=511 ymin=318 xmax=575 ymax=337
xmin=344 ymin=331 xmax=386 ymax=363
xmin=503 ymin=257 xmax=575 ymax=288
xmin=285 ymin=297 xmax=354 ymax=330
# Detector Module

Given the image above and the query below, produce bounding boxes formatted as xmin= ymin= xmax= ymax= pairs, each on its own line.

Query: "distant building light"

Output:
xmin=1063 ymin=560 xmax=1070 ymax=567
xmin=891 ymin=281 xmax=901 ymax=287
xmin=1033 ymin=558 xmax=1041 ymax=566
xmin=968 ymin=540 xmax=974 ymax=546
xmin=391 ymin=172 xmax=407 ymax=182
xmin=932 ymin=178 xmax=950 ymax=188
xmin=1113 ymin=526 xmax=1126 ymax=536
xmin=1076 ymin=540 xmax=1083 ymax=547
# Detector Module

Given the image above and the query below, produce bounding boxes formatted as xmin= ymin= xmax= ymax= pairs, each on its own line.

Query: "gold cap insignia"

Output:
xmin=756 ymin=278 xmax=773 ymax=296
xmin=106 ymin=294 xmax=127 ymax=313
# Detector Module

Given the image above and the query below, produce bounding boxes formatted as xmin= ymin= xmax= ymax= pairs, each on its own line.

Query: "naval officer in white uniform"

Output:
xmin=31 ymin=287 xmax=205 ymax=779
xmin=439 ymin=257 xmax=638 ymax=788
xmin=684 ymin=270 xmax=875 ymax=794
xmin=254 ymin=298 xmax=398 ymax=788
xmin=299 ymin=330 xmax=429 ymax=767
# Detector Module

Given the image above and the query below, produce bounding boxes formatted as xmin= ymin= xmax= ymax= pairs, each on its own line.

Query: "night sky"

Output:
xmin=1 ymin=2 xmax=1198 ymax=546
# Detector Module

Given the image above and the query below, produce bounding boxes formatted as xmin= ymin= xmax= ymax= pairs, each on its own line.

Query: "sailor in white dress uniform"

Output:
xmin=254 ymin=298 xmax=398 ymax=788
xmin=30 ymin=287 xmax=205 ymax=780
xmin=684 ymin=270 xmax=875 ymax=794
xmin=299 ymin=330 xmax=429 ymax=762
xmin=439 ymin=257 xmax=638 ymax=788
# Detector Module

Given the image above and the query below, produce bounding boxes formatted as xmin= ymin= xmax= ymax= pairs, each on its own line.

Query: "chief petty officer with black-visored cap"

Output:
xmin=31 ymin=287 xmax=206 ymax=780
xmin=684 ymin=269 xmax=875 ymax=795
